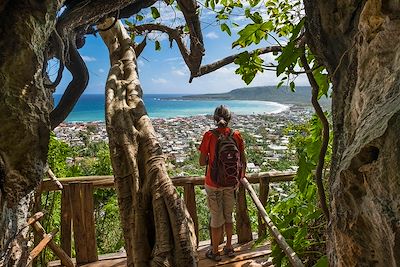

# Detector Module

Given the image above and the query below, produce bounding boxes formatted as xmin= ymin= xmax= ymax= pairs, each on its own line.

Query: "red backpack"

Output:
xmin=210 ymin=129 xmax=242 ymax=187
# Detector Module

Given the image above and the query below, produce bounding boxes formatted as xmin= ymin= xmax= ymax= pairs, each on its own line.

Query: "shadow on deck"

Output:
xmin=48 ymin=237 xmax=272 ymax=267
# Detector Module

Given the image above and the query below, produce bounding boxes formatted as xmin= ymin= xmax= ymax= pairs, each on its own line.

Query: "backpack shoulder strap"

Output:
xmin=211 ymin=129 xmax=221 ymax=138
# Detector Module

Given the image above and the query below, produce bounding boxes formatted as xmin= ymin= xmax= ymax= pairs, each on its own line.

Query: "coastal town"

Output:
xmin=54 ymin=105 xmax=314 ymax=173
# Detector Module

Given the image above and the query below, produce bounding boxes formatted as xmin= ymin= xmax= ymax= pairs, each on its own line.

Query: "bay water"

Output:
xmin=54 ymin=94 xmax=289 ymax=122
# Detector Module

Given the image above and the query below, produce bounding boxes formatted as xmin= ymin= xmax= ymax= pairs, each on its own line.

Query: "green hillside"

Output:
xmin=182 ymin=86 xmax=331 ymax=106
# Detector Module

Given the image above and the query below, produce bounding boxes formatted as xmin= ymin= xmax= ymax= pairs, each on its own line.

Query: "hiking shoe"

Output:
xmin=206 ymin=249 xmax=221 ymax=261
xmin=223 ymin=246 xmax=235 ymax=257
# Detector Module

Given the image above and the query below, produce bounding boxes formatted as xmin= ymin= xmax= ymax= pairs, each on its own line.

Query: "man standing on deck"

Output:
xmin=198 ymin=105 xmax=246 ymax=262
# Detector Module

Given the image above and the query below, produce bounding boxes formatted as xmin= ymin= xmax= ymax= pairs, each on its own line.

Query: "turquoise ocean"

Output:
xmin=54 ymin=94 xmax=289 ymax=122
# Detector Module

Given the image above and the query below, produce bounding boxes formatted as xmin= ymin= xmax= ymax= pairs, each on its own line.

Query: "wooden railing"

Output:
xmin=39 ymin=171 xmax=295 ymax=265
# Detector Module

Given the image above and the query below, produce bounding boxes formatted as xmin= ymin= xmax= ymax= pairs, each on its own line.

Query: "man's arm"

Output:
xmin=199 ymin=153 xmax=208 ymax=166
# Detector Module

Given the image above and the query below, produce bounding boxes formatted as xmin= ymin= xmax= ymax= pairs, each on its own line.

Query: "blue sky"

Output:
xmin=53 ymin=2 xmax=309 ymax=95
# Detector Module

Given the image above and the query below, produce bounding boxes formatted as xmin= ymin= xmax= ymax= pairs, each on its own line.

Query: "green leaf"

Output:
xmin=245 ymin=8 xmax=251 ymax=18
xmin=277 ymin=80 xmax=284 ymax=88
xmin=220 ymin=23 xmax=231 ymax=36
xmin=136 ymin=14 xmax=144 ymax=21
xmin=276 ymin=40 xmax=302 ymax=75
xmin=250 ymin=12 xmax=263 ymax=24
xmin=289 ymin=81 xmax=295 ymax=92
xmin=313 ymin=256 xmax=328 ymax=267
xmin=290 ymin=17 xmax=305 ymax=41
xmin=293 ymin=227 xmax=308 ymax=248
xmin=306 ymin=210 xmax=322 ymax=221
xmin=232 ymin=21 xmax=273 ymax=48
xmin=125 ymin=20 xmax=134 ymax=28
xmin=249 ymin=0 xmax=261 ymax=6
xmin=296 ymin=155 xmax=312 ymax=193
xmin=234 ymin=52 xmax=264 ymax=84
xmin=210 ymin=0 xmax=215 ymax=9
xmin=183 ymin=24 xmax=189 ymax=33
xmin=151 ymin=7 xmax=160 ymax=19
xmin=155 ymin=40 xmax=161 ymax=51
xmin=217 ymin=13 xmax=229 ymax=20
xmin=313 ymin=67 xmax=330 ymax=99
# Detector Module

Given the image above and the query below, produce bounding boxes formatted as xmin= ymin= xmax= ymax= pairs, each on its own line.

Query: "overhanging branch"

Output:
xmin=133 ymin=24 xmax=190 ymax=62
xmin=192 ymin=46 xmax=282 ymax=81
xmin=58 ymin=0 xmax=155 ymax=32
xmin=176 ymin=0 xmax=204 ymax=73
xmin=130 ymin=0 xmax=204 ymax=80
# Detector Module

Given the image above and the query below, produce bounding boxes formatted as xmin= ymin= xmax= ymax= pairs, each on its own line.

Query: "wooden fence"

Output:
xmin=39 ymin=171 xmax=296 ymax=265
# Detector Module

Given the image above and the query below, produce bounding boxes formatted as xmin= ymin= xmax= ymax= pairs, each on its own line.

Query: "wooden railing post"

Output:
xmin=29 ymin=213 xmax=74 ymax=267
xmin=258 ymin=176 xmax=270 ymax=237
xmin=235 ymin=183 xmax=253 ymax=243
xmin=61 ymin=184 xmax=72 ymax=257
xmin=70 ymin=182 xmax=98 ymax=264
xmin=241 ymin=178 xmax=304 ymax=267
xmin=184 ymin=183 xmax=199 ymax=244
xmin=33 ymin=189 xmax=42 ymax=266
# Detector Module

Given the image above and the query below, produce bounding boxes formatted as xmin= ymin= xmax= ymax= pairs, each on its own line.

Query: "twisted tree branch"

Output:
xmin=50 ymin=35 xmax=88 ymax=129
xmin=176 ymin=0 xmax=204 ymax=77
xmin=300 ymin=50 xmax=330 ymax=221
xmin=49 ymin=0 xmax=158 ymax=128
xmin=44 ymin=30 xmax=65 ymax=90
xmin=134 ymin=36 xmax=147 ymax=57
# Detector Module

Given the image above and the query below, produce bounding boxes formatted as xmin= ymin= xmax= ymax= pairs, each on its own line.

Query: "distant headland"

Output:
xmin=180 ymin=86 xmax=331 ymax=107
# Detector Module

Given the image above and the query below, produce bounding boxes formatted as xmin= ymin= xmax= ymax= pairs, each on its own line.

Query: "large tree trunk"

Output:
xmin=98 ymin=19 xmax=197 ymax=267
xmin=305 ymin=0 xmax=400 ymax=265
xmin=0 ymin=1 xmax=59 ymax=265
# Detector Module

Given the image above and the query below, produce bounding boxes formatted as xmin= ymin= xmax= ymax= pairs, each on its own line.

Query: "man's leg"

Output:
xmin=206 ymin=186 xmax=224 ymax=255
xmin=222 ymin=188 xmax=236 ymax=256
xmin=225 ymin=222 xmax=233 ymax=249
xmin=211 ymin=226 xmax=223 ymax=253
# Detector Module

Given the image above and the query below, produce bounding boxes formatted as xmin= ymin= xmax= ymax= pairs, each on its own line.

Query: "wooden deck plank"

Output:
xmin=48 ymin=238 xmax=272 ymax=267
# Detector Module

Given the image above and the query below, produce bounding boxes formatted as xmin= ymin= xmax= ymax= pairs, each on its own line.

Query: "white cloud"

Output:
xmin=152 ymin=78 xmax=168 ymax=84
xmin=165 ymin=57 xmax=182 ymax=62
xmin=82 ymin=56 xmax=96 ymax=62
xmin=148 ymin=32 xmax=169 ymax=42
xmin=137 ymin=2 xmax=185 ymax=27
xmin=137 ymin=59 xmax=144 ymax=66
xmin=205 ymin=31 xmax=219 ymax=39
xmin=172 ymin=69 xmax=186 ymax=76
xmin=98 ymin=68 xmax=105 ymax=73
xmin=260 ymin=53 xmax=278 ymax=65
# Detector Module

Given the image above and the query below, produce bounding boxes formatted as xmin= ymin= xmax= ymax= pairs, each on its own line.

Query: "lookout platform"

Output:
xmin=40 ymin=172 xmax=295 ymax=267
xmin=48 ymin=235 xmax=273 ymax=267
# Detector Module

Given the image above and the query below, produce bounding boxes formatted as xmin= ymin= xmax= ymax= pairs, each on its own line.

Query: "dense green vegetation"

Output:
xmin=267 ymin=115 xmax=330 ymax=266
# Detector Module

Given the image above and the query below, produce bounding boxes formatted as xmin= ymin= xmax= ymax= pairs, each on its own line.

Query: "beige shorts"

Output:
xmin=205 ymin=185 xmax=236 ymax=228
